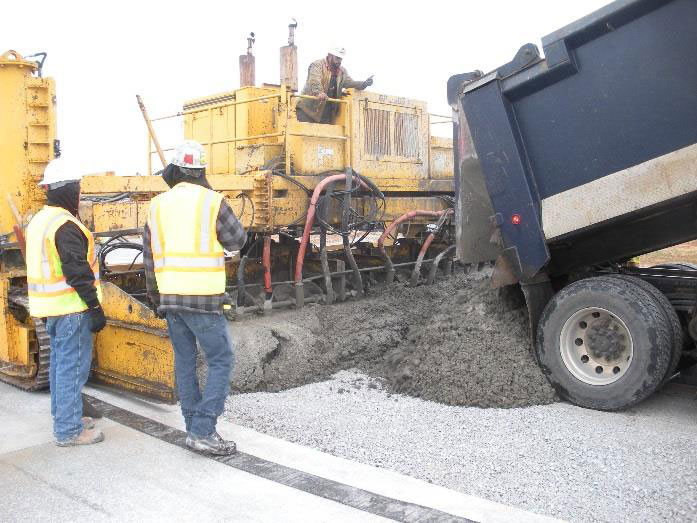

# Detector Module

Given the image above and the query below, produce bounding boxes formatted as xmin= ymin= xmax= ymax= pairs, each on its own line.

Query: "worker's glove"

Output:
xmin=87 ymin=305 xmax=107 ymax=333
xmin=361 ymin=78 xmax=374 ymax=89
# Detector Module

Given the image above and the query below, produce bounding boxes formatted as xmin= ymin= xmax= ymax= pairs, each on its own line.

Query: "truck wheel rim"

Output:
xmin=559 ymin=307 xmax=633 ymax=385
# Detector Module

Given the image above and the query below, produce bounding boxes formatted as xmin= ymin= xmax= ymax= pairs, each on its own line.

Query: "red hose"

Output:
xmin=410 ymin=232 xmax=436 ymax=286
xmin=263 ymin=235 xmax=272 ymax=295
xmin=417 ymin=232 xmax=436 ymax=260
xmin=294 ymin=173 xmax=368 ymax=283
xmin=377 ymin=209 xmax=451 ymax=259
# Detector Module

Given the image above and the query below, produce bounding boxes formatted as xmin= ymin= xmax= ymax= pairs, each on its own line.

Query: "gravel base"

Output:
xmin=225 ymin=371 xmax=697 ymax=523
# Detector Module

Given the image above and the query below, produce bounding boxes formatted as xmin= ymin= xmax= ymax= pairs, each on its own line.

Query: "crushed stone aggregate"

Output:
xmin=225 ymin=371 xmax=697 ymax=523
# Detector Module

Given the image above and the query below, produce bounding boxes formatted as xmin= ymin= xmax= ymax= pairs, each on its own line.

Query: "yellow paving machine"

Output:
xmin=0 ymin=30 xmax=454 ymax=402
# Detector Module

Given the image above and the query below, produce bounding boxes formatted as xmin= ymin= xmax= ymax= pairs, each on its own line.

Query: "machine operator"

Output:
xmin=296 ymin=46 xmax=374 ymax=124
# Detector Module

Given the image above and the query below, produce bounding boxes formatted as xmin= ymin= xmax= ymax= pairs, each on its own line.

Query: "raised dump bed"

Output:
xmin=449 ymin=0 xmax=697 ymax=410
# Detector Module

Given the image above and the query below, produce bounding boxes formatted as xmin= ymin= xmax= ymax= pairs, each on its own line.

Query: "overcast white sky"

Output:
xmin=5 ymin=0 xmax=609 ymax=176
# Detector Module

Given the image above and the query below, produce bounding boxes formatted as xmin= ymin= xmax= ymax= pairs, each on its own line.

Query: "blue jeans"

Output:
xmin=46 ymin=311 xmax=93 ymax=442
xmin=165 ymin=311 xmax=234 ymax=437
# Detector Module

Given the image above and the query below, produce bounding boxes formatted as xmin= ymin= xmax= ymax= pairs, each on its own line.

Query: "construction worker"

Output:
xmin=143 ymin=140 xmax=246 ymax=456
xmin=296 ymin=46 xmax=373 ymax=124
xmin=26 ymin=158 xmax=106 ymax=447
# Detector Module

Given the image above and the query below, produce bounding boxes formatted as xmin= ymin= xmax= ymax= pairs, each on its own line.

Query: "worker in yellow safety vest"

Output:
xmin=143 ymin=140 xmax=246 ymax=456
xmin=26 ymin=158 xmax=106 ymax=447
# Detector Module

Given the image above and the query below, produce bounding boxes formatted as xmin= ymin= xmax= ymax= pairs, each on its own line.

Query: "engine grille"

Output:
xmin=394 ymin=112 xmax=419 ymax=158
xmin=363 ymin=106 xmax=420 ymax=159
xmin=364 ymin=108 xmax=391 ymax=156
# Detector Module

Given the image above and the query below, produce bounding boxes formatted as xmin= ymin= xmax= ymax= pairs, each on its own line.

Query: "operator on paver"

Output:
xmin=143 ymin=140 xmax=246 ymax=456
xmin=26 ymin=158 xmax=106 ymax=447
xmin=295 ymin=46 xmax=373 ymax=124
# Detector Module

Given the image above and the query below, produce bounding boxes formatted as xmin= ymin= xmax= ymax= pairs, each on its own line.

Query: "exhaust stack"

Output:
xmin=239 ymin=32 xmax=255 ymax=87
xmin=280 ymin=19 xmax=298 ymax=91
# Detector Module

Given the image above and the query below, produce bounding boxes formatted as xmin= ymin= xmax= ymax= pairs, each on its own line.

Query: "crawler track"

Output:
xmin=0 ymin=294 xmax=50 ymax=391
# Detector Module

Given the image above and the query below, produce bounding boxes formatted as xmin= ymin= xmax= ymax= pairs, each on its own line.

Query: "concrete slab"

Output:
xmin=0 ymin=384 xmax=390 ymax=522
xmin=1 ymin=382 xmax=559 ymax=522
xmin=1 ymin=424 xmax=396 ymax=522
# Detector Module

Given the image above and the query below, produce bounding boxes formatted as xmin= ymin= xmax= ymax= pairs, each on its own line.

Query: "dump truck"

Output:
xmin=0 ymin=29 xmax=455 ymax=401
xmin=449 ymin=0 xmax=697 ymax=410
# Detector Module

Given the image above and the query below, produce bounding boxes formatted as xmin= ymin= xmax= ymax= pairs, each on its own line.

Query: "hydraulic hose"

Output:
xmin=293 ymin=173 xmax=368 ymax=284
xmin=409 ymin=209 xmax=454 ymax=286
xmin=342 ymin=170 xmax=363 ymax=297
xmin=410 ymin=233 xmax=437 ymax=287
xmin=426 ymin=244 xmax=456 ymax=285
xmin=377 ymin=209 xmax=453 ymax=284
xmin=263 ymin=235 xmax=272 ymax=299
xmin=237 ymin=236 xmax=264 ymax=307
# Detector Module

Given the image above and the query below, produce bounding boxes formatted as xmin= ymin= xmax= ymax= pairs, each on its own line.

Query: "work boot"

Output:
xmin=55 ymin=428 xmax=105 ymax=447
xmin=82 ymin=416 xmax=96 ymax=430
xmin=186 ymin=432 xmax=237 ymax=456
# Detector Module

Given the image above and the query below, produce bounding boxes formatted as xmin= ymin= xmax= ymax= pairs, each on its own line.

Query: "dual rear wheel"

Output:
xmin=535 ymin=275 xmax=680 ymax=410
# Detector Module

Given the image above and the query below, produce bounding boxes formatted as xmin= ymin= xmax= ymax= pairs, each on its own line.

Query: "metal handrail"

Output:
xmin=197 ymin=133 xmax=284 ymax=146
xmin=149 ymin=147 xmax=175 ymax=155
xmin=147 ymin=91 xmax=354 ymax=166
xmin=182 ymin=93 xmax=283 ymax=115
xmin=292 ymin=93 xmax=349 ymax=104
xmin=150 ymin=112 xmax=183 ymax=122
xmin=286 ymin=132 xmax=348 ymax=140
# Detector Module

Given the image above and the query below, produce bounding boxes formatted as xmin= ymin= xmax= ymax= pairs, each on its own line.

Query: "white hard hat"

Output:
xmin=171 ymin=140 xmax=207 ymax=170
xmin=38 ymin=157 xmax=81 ymax=187
xmin=328 ymin=46 xmax=345 ymax=59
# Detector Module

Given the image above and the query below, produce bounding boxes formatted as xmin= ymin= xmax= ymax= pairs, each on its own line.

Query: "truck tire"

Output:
xmin=650 ymin=262 xmax=697 ymax=370
xmin=605 ymin=274 xmax=682 ymax=383
xmin=535 ymin=276 xmax=672 ymax=411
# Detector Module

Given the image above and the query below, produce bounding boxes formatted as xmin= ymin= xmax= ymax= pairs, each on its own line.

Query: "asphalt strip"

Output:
xmin=84 ymin=393 xmax=474 ymax=523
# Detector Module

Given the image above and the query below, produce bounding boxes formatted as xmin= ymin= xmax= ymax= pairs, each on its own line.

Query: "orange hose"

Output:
xmin=263 ymin=236 xmax=272 ymax=295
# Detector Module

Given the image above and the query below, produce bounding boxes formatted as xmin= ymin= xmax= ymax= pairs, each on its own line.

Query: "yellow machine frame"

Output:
xmin=1 ymin=49 xmax=454 ymax=403
xmin=80 ymin=85 xmax=453 ymax=234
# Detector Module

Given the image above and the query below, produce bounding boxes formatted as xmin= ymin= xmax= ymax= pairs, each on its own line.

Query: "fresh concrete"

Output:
xmin=222 ymin=272 xmax=557 ymax=408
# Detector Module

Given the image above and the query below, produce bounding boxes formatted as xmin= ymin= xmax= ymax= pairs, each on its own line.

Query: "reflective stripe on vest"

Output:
xmin=148 ymin=183 xmax=226 ymax=295
xmin=153 ymin=256 xmax=225 ymax=270
xmin=26 ymin=206 xmax=102 ymax=317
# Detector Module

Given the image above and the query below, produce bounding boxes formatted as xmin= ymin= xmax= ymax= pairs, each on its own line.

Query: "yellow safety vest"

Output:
xmin=147 ymin=182 xmax=226 ymax=295
xmin=26 ymin=206 xmax=102 ymax=318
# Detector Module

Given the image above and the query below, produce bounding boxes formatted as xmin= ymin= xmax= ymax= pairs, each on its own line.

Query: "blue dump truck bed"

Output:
xmin=450 ymin=0 xmax=697 ymax=285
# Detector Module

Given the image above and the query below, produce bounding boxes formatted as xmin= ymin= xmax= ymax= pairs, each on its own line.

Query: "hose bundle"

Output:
xmin=264 ymin=155 xmax=385 ymax=243
xmin=97 ymin=234 xmax=143 ymax=274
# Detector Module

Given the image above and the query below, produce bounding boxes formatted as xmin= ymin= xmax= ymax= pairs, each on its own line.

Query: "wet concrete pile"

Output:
xmin=218 ymin=270 xmax=558 ymax=408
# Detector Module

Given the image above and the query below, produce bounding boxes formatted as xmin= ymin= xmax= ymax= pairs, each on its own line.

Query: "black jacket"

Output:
xmin=44 ymin=183 xmax=98 ymax=308
xmin=53 ymin=218 xmax=99 ymax=308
